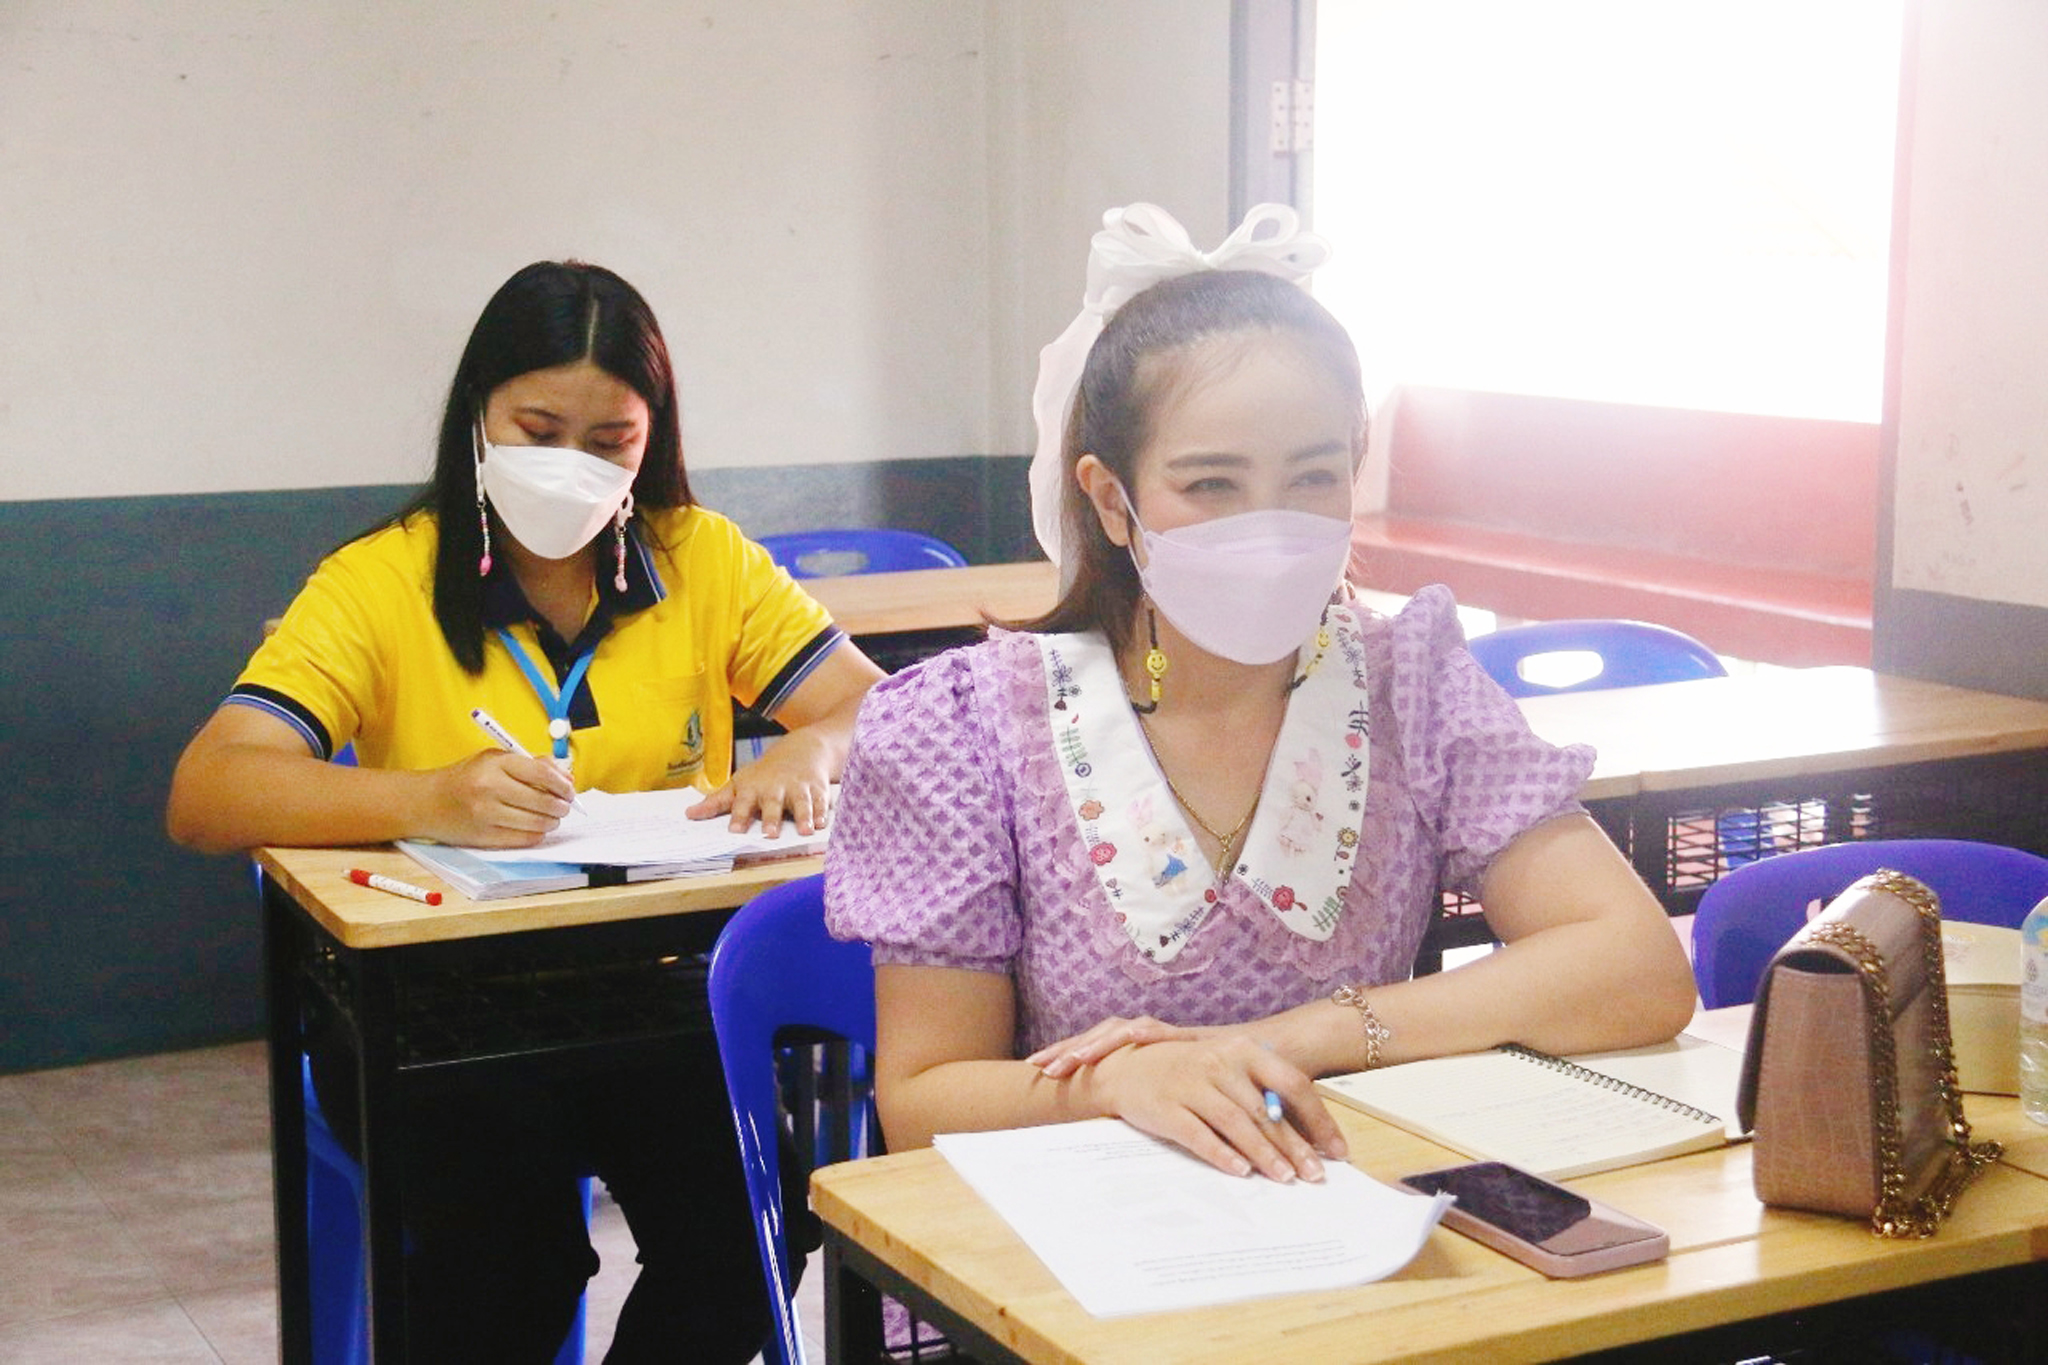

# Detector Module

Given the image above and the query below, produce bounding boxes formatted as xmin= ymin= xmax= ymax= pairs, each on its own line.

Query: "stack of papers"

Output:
xmin=398 ymin=786 xmax=830 ymax=900
xmin=932 ymin=1119 xmax=1450 ymax=1318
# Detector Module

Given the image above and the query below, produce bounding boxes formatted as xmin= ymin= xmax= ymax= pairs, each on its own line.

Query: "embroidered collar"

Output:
xmin=1037 ymin=605 xmax=1370 ymax=964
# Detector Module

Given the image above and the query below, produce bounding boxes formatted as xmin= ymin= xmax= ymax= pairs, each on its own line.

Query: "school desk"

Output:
xmin=802 ymin=560 xmax=1059 ymax=638
xmin=801 ymin=559 xmax=1062 ymax=675
xmin=253 ymin=843 xmax=823 ymax=1364
xmin=1389 ymin=667 xmax=2048 ymax=967
xmin=1518 ymin=666 xmax=2048 ymax=903
xmin=811 ymin=1050 xmax=2048 ymax=1363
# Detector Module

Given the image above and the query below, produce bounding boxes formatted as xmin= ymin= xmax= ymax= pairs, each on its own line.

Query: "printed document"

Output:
xmin=932 ymin=1118 xmax=1450 ymax=1318
xmin=450 ymin=786 xmax=830 ymax=867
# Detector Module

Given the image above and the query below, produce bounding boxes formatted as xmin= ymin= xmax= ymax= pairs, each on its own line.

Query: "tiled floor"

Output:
xmin=0 ymin=1041 xmax=824 ymax=1363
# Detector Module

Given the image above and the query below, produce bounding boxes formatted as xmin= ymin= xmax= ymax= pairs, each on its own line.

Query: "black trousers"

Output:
xmin=309 ymin=1023 xmax=818 ymax=1364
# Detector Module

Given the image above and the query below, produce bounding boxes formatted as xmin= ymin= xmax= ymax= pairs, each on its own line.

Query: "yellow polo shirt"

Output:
xmin=228 ymin=505 xmax=841 ymax=792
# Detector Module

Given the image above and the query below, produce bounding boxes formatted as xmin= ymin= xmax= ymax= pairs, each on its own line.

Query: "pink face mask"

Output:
xmin=1121 ymin=490 xmax=1352 ymax=664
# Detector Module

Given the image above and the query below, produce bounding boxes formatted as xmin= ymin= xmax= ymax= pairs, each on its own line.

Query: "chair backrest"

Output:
xmin=758 ymin=528 xmax=967 ymax=579
xmin=1466 ymin=618 xmax=1726 ymax=697
xmin=1691 ymin=839 xmax=2048 ymax=1008
xmin=708 ymin=873 xmax=874 ymax=1365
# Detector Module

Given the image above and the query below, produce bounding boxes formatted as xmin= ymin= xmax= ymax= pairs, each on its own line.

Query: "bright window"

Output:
xmin=1312 ymin=0 xmax=1905 ymax=421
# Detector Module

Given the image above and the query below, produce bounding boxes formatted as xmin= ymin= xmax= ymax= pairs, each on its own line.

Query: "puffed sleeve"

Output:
xmin=824 ymin=644 xmax=1024 ymax=973
xmin=1385 ymin=586 xmax=1596 ymax=897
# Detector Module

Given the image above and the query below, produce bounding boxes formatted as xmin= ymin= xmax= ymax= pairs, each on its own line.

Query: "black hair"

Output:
xmin=1021 ymin=269 xmax=1365 ymax=655
xmin=383 ymin=260 xmax=691 ymax=671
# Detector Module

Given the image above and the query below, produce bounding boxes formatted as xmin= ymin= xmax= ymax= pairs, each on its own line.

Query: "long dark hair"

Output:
xmin=390 ymin=261 xmax=692 ymax=671
xmin=1021 ymin=270 xmax=1365 ymax=656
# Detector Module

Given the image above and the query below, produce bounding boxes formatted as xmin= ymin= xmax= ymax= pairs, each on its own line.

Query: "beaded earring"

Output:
xmin=1132 ymin=605 xmax=1167 ymax=714
xmin=612 ymin=491 xmax=634 ymax=593
xmin=473 ymin=427 xmax=492 ymax=578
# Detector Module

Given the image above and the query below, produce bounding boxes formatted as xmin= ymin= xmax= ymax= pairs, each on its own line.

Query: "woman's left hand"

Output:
xmin=688 ymin=729 xmax=833 ymax=837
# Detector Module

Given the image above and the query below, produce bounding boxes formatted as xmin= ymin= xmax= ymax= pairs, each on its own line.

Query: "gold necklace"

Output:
xmin=1136 ymin=716 xmax=1259 ymax=864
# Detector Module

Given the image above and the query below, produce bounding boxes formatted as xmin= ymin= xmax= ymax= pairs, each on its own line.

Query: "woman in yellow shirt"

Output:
xmin=169 ymin=260 xmax=883 ymax=1362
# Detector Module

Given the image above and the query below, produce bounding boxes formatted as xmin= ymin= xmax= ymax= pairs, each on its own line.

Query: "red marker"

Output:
xmin=347 ymin=869 xmax=442 ymax=905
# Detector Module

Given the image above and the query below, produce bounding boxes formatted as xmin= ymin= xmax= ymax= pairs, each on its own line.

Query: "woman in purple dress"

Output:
xmin=826 ymin=205 xmax=1696 ymax=1184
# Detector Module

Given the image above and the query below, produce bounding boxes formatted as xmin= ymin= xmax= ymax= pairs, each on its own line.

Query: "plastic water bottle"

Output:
xmin=2022 ymin=894 xmax=2048 ymax=1125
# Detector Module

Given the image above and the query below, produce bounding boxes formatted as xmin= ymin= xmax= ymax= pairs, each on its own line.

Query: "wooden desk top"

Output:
xmin=814 ymin=1095 xmax=2048 ymax=1364
xmin=804 ymin=561 xmax=1058 ymax=637
xmin=253 ymin=844 xmax=820 ymax=951
xmin=1518 ymin=667 xmax=2048 ymax=803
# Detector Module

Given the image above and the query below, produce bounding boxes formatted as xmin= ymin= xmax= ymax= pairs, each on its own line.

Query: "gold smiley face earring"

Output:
xmin=1133 ymin=603 xmax=1167 ymax=714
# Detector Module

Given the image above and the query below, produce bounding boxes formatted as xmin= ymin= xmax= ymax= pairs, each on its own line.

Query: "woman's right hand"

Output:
xmin=418 ymin=749 xmax=576 ymax=847
xmin=1087 ymin=1034 xmax=1347 ymax=1183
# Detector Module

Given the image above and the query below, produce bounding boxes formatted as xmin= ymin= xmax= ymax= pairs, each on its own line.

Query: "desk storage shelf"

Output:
xmin=1637 ymin=749 xmax=2048 ymax=915
xmin=1419 ymin=750 xmax=2048 ymax=972
xmin=393 ymin=952 xmax=712 ymax=1069
xmin=299 ymin=915 xmax=724 ymax=1075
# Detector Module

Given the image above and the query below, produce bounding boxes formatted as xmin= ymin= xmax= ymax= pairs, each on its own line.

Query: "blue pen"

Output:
xmin=471 ymin=707 xmax=589 ymax=815
xmin=1262 ymin=1088 xmax=1284 ymax=1123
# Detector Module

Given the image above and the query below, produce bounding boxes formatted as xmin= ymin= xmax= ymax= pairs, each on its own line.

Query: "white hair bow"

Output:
xmin=1028 ymin=202 xmax=1332 ymax=569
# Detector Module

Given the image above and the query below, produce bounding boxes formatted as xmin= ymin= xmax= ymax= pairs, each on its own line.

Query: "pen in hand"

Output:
xmin=470 ymin=707 xmax=589 ymax=815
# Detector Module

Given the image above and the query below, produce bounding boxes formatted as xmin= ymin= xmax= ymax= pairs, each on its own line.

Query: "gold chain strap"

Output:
xmin=1805 ymin=869 xmax=2003 ymax=1238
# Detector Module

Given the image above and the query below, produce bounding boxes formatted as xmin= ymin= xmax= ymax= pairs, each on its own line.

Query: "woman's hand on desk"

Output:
xmin=419 ymin=750 xmax=575 ymax=848
xmin=1083 ymin=1034 xmax=1347 ymax=1184
xmin=689 ymin=727 xmax=833 ymax=838
xmin=690 ymin=643 xmax=882 ymax=837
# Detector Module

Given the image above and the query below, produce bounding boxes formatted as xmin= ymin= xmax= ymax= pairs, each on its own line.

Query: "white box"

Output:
xmin=1942 ymin=920 xmax=2020 ymax=1096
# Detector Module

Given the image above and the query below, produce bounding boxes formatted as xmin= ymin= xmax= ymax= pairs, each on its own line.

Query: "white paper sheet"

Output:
xmin=450 ymin=787 xmax=829 ymax=867
xmin=933 ymin=1118 xmax=1450 ymax=1318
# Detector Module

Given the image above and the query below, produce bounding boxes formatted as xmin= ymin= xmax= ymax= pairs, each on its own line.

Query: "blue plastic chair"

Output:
xmin=757 ymin=528 xmax=966 ymax=579
xmin=1465 ymin=617 xmax=1783 ymax=875
xmin=708 ymin=874 xmax=876 ymax=1365
xmin=1691 ymin=839 xmax=2048 ymax=1009
xmin=1465 ymin=618 xmax=1726 ymax=698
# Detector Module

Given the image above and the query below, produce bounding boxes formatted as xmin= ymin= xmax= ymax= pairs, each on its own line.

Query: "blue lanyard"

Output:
xmin=494 ymin=628 xmax=596 ymax=760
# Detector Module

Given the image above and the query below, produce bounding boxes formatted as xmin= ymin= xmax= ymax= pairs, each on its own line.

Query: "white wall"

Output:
xmin=1890 ymin=0 xmax=2048 ymax=611
xmin=984 ymin=2 xmax=1234 ymax=450
xmin=0 ymin=1 xmax=993 ymax=499
xmin=0 ymin=1 xmax=1232 ymax=503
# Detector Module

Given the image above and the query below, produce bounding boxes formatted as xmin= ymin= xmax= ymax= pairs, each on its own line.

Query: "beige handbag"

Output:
xmin=1734 ymin=869 xmax=2002 ymax=1237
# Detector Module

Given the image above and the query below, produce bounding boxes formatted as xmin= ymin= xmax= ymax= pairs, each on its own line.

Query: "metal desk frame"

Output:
xmin=261 ymin=868 xmax=754 ymax=1363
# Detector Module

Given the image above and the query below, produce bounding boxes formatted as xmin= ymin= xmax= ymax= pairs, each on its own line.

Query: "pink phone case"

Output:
xmin=1407 ymin=1164 xmax=1669 ymax=1278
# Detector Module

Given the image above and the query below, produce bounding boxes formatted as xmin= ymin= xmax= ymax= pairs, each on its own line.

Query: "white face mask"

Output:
xmin=475 ymin=424 xmax=637 ymax=561
xmin=1122 ymin=492 xmax=1352 ymax=664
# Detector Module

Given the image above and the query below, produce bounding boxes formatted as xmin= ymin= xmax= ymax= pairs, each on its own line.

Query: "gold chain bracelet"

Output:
xmin=1332 ymin=983 xmax=1391 ymax=1070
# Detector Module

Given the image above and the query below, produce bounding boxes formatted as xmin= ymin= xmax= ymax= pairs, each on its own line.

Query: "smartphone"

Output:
xmin=1401 ymin=1161 xmax=1668 ymax=1278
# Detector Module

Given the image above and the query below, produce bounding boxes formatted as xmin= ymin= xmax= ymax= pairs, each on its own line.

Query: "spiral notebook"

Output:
xmin=1314 ymin=1032 xmax=1747 ymax=1179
